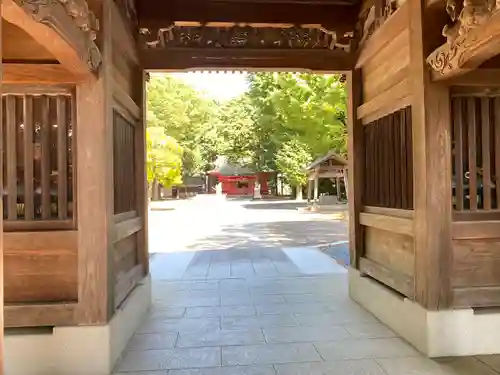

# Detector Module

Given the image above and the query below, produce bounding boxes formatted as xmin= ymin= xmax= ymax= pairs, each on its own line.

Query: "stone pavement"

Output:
xmin=113 ymin=246 xmax=500 ymax=375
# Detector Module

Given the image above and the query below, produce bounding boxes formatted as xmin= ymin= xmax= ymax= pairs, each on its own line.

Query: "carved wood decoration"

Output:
xmin=359 ymin=0 xmax=407 ymax=45
xmin=14 ymin=0 xmax=102 ymax=71
xmin=139 ymin=24 xmax=353 ymax=52
xmin=427 ymin=0 xmax=500 ymax=79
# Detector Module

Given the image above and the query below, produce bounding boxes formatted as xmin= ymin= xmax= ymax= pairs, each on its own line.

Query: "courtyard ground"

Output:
xmin=114 ymin=196 xmax=500 ymax=375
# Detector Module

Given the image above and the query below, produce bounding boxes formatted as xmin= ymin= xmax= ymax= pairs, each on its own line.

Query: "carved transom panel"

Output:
xmin=139 ymin=24 xmax=353 ymax=52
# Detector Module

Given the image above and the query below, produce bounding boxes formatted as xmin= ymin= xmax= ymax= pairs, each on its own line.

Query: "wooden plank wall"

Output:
xmin=110 ymin=1 xmax=146 ymax=309
xmin=355 ymin=3 xmax=416 ymax=299
xmin=4 ymin=231 xmax=78 ymax=304
xmin=357 ymin=2 xmax=411 ymax=125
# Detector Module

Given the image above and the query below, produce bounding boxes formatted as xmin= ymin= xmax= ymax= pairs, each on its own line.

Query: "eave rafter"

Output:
xmin=427 ymin=0 xmax=500 ymax=80
xmin=2 ymin=0 xmax=102 ymax=75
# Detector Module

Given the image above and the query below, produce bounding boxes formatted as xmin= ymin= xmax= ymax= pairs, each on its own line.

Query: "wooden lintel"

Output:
xmin=141 ymin=48 xmax=353 ymax=71
xmin=356 ymin=2 xmax=409 ymax=69
xmin=137 ymin=1 xmax=358 ymax=32
xmin=2 ymin=63 xmax=81 ymax=84
xmin=360 ymin=257 xmax=415 ymax=298
xmin=4 ymin=303 xmax=76 ymax=328
xmin=427 ymin=10 xmax=500 ymax=81
xmin=2 ymin=0 xmax=100 ymax=77
xmin=360 ymin=212 xmax=414 ymax=236
xmin=357 ymin=78 xmax=411 ymax=120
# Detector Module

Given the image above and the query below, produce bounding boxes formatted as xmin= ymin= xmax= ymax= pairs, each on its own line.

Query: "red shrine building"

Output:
xmin=207 ymin=158 xmax=274 ymax=196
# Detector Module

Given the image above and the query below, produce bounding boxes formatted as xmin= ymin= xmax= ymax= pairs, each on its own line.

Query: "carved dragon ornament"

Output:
xmin=15 ymin=0 xmax=102 ymax=71
xmin=427 ymin=0 xmax=500 ymax=75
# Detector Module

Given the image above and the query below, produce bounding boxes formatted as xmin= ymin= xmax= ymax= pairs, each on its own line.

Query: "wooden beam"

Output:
xmin=452 ymin=221 xmax=500 ymax=240
xmin=452 ymin=286 xmax=500 ymax=308
xmin=446 ymin=69 xmax=500 ymax=87
xmin=2 ymin=0 xmax=99 ymax=77
xmin=138 ymin=1 xmax=358 ymax=31
xmin=113 ymin=217 xmax=143 ymax=243
xmin=427 ymin=10 xmax=500 ymax=80
xmin=360 ymin=257 xmax=415 ymax=298
xmin=141 ymin=48 xmax=353 ymax=71
xmin=346 ymin=69 xmax=364 ymax=269
xmin=410 ymin=0 xmax=453 ymax=310
xmin=2 ymin=64 xmax=81 ymax=84
xmin=362 ymin=206 xmax=415 ymax=219
xmin=360 ymin=212 xmax=414 ymax=236
xmin=4 ymin=303 xmax=76 ymax=328
xmin=357 ymin=78 xmax=411 ymax=120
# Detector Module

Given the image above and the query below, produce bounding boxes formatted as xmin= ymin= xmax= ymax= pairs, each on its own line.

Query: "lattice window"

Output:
xmin=451 ymin=96 xmax=500 ymax=213
xmin=363 ymin=106 xmax=413 ymax=210
xmin=113 ymin=111 xmax=136 ymax=214
xmin=1 ymin=91 xmax=75 ymax=230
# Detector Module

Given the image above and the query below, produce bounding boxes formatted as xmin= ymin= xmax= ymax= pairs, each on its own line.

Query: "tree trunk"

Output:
xmin=152 ymin=179 xmax=160 ymax=201
xmin=295 ymin=185 xmax=303 ymax=200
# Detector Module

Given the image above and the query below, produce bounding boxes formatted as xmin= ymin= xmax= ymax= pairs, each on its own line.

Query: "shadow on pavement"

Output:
xmin=186 ymin=219 xmax=348 ymax=251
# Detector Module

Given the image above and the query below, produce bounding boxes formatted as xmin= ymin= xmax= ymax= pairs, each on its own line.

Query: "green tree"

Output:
xmin=147 ymin=75 xmax=220 ymax=176
xmin=217 ymin=96 xmax=257 ymax=169
xmin=246 ymin=72 xmax=347 ymax=195
xmin=275 ymin=139 xmax=312 ymax=199
xmin=146 ymin=126 xmax=183 ymax=199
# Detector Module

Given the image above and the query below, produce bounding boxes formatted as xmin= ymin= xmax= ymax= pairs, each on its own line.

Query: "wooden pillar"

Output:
xmin=76 ymin=0 xmax=114 ymax=324
xmin=307 ymin=180 xmax=312 ymax=202
xmin=347 ymin=71 xmax=364 ymax=269
xmin=314 ymin=175 xmax=319 ymax=201
xmin=136 ymin=70 xmax=149 ymax=276
xmin=409 ymin=0 xmax=452 ymax=310
xmin=0 ymin=1 xmax=5 ymax=371
xmin=336 ymin=176 xmax=341 ymax=202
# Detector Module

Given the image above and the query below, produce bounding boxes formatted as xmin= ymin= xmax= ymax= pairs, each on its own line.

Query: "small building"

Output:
xmin=207 ymin=158 xmax=274 ymax=196
xmin=305 ymin=151 xmax=347 ymax=205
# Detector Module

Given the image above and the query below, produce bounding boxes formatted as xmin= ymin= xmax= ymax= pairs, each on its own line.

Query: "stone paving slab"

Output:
xmin=113 ymin=248 xmax=500 ymax=375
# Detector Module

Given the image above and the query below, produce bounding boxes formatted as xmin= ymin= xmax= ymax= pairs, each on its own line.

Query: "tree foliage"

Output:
xmin=275 ymin=139 xmax=312 ymax=188
xmin=247 ymin=72 xmax=346 ymax=186
xmin=147 ymin=75 xmax=220 ymax=176
xmin=146 ymin=126 xmax=183 ymax=187
xmin=146 ymin=72 xmax=347 ymax=191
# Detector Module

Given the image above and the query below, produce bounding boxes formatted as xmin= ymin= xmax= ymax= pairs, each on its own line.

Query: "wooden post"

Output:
xmin=346 ymin=70 xmax=364 ymax=269
xmin=307 ymin=179 xmax=313 ymax=202
xmin=76 ymin=0 xmax=114 ymax=324
xmin=336 ymin=176 xmax=341 ymax=202
xmin=136 ymin=70 xmax=149 ymax=276
xmin=314 ymin=175 xmax=319 ymax=202
xmin=0 ymin=1 xmax=5 ymax=371
xmin=409 ymin=0 xmax=452 ymax=309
